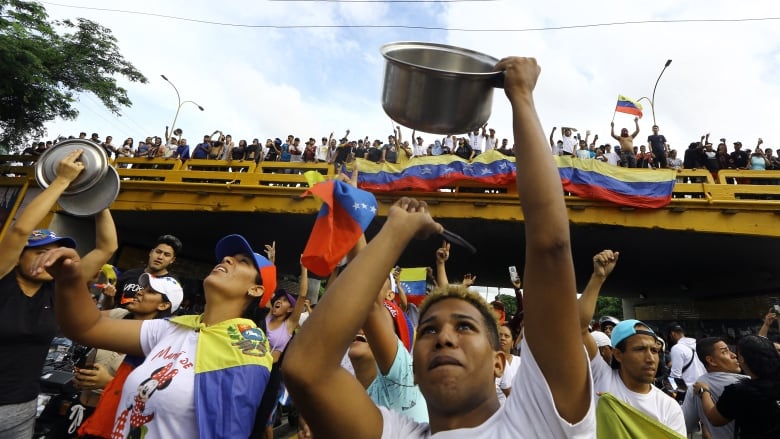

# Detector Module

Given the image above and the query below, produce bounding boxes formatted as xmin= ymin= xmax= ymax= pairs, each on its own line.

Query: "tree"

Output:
xmin=0 ymin=0 xmax=147 ymax=151
xmin=496 ymin=293 xmax=518 ymax=319
xmin=595 ymin=296 xmax=623 ymax=320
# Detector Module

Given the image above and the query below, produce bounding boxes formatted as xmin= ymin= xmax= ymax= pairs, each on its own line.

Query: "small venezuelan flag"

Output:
xmin=615 ymin=95 xmax=643 ymax=118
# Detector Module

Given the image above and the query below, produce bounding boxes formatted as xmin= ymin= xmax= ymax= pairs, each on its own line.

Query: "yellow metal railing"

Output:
xmin=4 ymin=155 xmax=780 ymax=202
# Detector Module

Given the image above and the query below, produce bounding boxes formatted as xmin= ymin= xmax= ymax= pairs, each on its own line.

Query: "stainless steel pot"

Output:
xmin=34 ymin=139 xmax=120 ymax=216
xmin=380 ymin=42 xmax=503 ymax=135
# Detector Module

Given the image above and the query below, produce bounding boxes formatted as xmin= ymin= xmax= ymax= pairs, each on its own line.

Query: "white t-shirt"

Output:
xmin=495 ymin=354 xmax=521 ymax=405
xmin=670 ymin=337 xmax=707 ymax=387
xmin=561 ymin=136 xmax=577 ymax=155
xmin=469 ymin=133 xmax=483 ymax=152
xmin=605 ymin=151 xmax=620 ymax=165
xmin=413 ymin=143 xmax=427 ymax=157
xmin=113 ymin=320 xmax=197 ymax=438
xmin=379 ymin=338 xmax=595 ymax=438
xmin=485 ymin=136 xmax=498 ymax=152
xmin=590 ymin=354 xmax=685 ymax=435
xmin=576 ymin=149 xmax=592 ymax=159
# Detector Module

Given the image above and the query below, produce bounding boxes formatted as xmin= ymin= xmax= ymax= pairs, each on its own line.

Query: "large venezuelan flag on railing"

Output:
xmin=556 ymin=156 xmax=676 ymax=208
xmin=355 ymin=150 xmax=676 ymax=209
xmin=357 ymin=151 xmax=516 ymax=192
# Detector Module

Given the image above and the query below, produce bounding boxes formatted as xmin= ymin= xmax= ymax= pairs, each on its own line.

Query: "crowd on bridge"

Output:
xmin=4 ymin=58 xmax=780 ymax=439
xmin=20 ymin=114 xmax=780 ymax=178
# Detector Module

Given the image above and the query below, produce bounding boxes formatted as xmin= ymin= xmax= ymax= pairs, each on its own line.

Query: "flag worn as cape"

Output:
xmin=383 ymin=299 xmax=414 ymax=352
xmin=596 ymin=393 xmax=685 ymax=439
xmin=301 ymin=179 xmax=377 ymax=276
xmin=398 ymin=267 xmax=428 ymax=306
xmin=171 ymin=315 xmax=273 ymax=439
xmin=615 ymin=95 xmax=644 ymax=118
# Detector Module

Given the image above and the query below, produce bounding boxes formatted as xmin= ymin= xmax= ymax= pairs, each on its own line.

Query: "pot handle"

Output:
xmin=488 ymin=72 xmax=505 ymax=89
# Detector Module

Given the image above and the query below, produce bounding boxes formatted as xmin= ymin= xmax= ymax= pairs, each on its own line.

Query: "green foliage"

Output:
xmin=495 ymin=293 xmax=518 ymax=318
xmin=595 ymin=296 xmax=623 ymax=320
xmin=0 ymin=0 xmax=147 ymax=151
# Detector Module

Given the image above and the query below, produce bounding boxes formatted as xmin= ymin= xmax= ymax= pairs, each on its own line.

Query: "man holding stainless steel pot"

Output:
xmin=284 ymin=56 xmax=595 ymax=439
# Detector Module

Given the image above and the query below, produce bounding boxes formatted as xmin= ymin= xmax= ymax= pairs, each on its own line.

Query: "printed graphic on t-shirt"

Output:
xmin=112 ymin=361 xmax=182 ymax=439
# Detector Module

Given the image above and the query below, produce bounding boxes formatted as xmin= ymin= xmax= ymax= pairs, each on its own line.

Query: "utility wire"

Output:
xmin=41 ymin=2 xmax=780 ymax=32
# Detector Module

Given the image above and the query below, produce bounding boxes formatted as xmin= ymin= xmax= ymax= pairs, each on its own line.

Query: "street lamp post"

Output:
xmin=637 ymin=59 xmax=672 ymax=126
xmin=161 ymin=75 xmax=204 ymax=146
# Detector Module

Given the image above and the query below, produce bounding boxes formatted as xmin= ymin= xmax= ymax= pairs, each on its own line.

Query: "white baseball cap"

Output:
xmin=591 ymin=330 xmax=612 ymax=348
xmin=138 ymin=273 xmax=183 ymax=312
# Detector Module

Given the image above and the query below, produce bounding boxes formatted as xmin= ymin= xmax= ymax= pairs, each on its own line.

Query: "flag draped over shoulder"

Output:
xmin=615 ymin=94 xmax=643 ymax=118
xmin=596 ymin=393 xmax=685 ymax=439
xmin=556 ymin=156 xmax=676 ymax=208
xmin=398 ymin=267 xmax=428 ymax=306
xmin=301 ymin=180 xmax=377 ymax=276
xmin=357 ymin=150 xmax=516 ymax=192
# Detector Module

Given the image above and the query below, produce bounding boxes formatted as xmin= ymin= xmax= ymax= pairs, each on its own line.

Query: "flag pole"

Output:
xmin=612 ymin=109 xmax=617 ymax=123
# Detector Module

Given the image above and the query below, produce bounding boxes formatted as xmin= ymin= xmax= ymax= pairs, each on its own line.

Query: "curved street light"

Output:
xmin=637 ymin=59 xmax=672 ymax=126
xmin=161 ymin=74 xmax=204 ymax=146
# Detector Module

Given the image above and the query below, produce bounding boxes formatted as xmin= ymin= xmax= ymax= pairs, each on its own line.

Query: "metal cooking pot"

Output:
xmin=34 ymin=139 xmax=120 ymax=216
xmin=380 ymin=42 xmax=504 ymax=135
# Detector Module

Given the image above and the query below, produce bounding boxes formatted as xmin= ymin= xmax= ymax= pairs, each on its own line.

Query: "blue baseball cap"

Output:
xmin=26 ymin=229 xmax=76 ymax=249
xmin=610 ymin=319 xmax=656 ymax=348
xmin=214 ymin=234 xmax=276 ymax=308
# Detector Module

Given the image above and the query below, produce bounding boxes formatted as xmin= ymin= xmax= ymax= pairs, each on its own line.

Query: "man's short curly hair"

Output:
xmin=417 ymin=284 xmax=500 ymax=350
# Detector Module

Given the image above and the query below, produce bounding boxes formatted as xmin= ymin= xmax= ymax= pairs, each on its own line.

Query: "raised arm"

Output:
xmin=631 ymin=117 xmax=640 ymax=138
xmin=434 ymin=240 xmax=450 ymax=287
xmin=549 ymin=126 xmax=557 ymax=147
xmin=286 ymin=260 xmax=309 ymax=332
xmin=32 ymin=247 xmax=144 ymax=357
xmin=506 ymin=277 xmax=524 ymax=336
xmin=78 ymin=209 xmax=118 ymax=281
xmin=0 ymin=150 xmax=84 ymax=278
xmin=498 ymin=56 xmax=589 ymax=422
xmin=758 ymin=309 xmax=777 ymax=337
xmin=610 ymin=122 xmax=619 ymax=141
xmin=364 ymin=283 xmax=402 ymax=375
xmin=283 ymin=198 xmax=443 ymax=439
xmin=578 ymin=250 xmax=619 ymax=359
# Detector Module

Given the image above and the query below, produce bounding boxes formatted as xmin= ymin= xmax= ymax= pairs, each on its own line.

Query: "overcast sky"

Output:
xmin=39 ymin=0 xmax=780 ymax=153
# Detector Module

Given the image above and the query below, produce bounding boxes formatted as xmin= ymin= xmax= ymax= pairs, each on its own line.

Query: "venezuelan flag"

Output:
xmin=556 ymin=156 xmax=676 ymax=208
xmin=356 ymin=150 xmax=516 ymax=192
xmin=301 ymin=180 xmax=378 ymax=276
xmin=615 ymin=95 xmax=643 ymax=118
xmin=398 ymin=267 xmax=428 ymax=306
xmin=171 ymin=315 xmax=273 ymax=439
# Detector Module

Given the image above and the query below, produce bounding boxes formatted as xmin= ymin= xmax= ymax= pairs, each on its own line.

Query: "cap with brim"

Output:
xmin=591 ymin=330 xmax=612 ymax=348
xmin=138 ymin=273 xmax=183 ymax=312
xmin=271 ymin=288 xmax=297 ymax=308
xmin=610 ymin=319 xmax=656 ymax=348
xmin=26 ymin=229 xmax=76 ymax=249
xmin=215 ymin=234 xmax=276 ymax=308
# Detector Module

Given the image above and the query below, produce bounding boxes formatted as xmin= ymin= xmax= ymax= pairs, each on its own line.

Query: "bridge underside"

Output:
xmin=102 ymin=209 xmax=779 ymax=302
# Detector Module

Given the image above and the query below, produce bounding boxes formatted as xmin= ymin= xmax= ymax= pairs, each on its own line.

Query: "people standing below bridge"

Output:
xmin=693 ymin=335 xmax=780 ymax=439
xmin=578 ymin=250 xmax=686 ymax=435
xmin=610 ymin=118 xmax=640 ymax=167
xmin=681 ymin=337 xmax=747 ymax=439
xmin=0 ymin=150 xmax=118 ymax=439
xmin=647 ymin=125 xmax=668 ymax=168
xmin=103 ymin=234 xmax=182 ymax=310
xmin=668 ymin=323 xmax=707 ymax=388
xmin=469 ymin=124 xmax=486 ymax=154
xmin=284 ymin=56 xmax=596 ymax=438
xmin=37 ymin=233 xmax=276 ymax=438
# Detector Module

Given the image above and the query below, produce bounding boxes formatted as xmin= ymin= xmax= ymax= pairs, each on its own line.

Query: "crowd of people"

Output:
xmin=2 ymin=57 xmax=779 ymax=439
xmin=20 ymin=117 xmax=780 ymax=181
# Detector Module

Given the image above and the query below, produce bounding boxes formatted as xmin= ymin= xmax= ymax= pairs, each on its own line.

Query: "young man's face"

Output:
xmin=413 ymin=298 xmax=503 ymax=412
xmin=706 ymin=341 xmax=740 ymax=373
xmin=652 ymin=126 xmax=659 ymax=134
xmin=613 ymin=333 xmax=658 ymax=386
xmin=147 ymin=244 xmax=176 ymax=274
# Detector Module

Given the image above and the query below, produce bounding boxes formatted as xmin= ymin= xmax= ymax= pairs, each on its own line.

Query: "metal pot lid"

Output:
xmin=57 ymin=165 xmax=120 ymax=217
xmin=381 ymin=41 xmax=500 ymax=77
xmin=35 ymin=139 xmax=109 ymax=195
